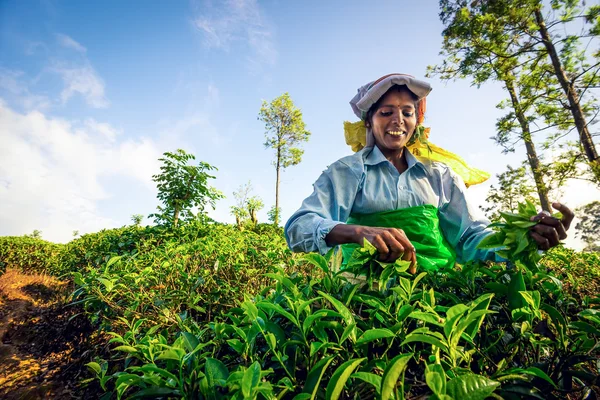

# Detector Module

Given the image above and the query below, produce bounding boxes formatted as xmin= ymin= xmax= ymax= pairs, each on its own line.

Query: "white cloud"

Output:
xmin=51 ymin=62 xmax=109 ymax=108
xmin=0 ymin=100 xmax=161 ymax=242
xmin=192 ymin=0 xmax=277 ymax=67
xmin=0 ymin=68 xmax=51 ymax=111
xmin=56 ymin=33 xmax=87 ymax=53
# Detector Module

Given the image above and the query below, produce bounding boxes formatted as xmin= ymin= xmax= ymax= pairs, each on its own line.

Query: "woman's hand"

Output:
xmin=354 ymin=226 xmax=417 ymax=274
xmin=529 ymin=202 xmax=574 ymax=250
xmin=326 ymin=224 xmax=417 ymax=273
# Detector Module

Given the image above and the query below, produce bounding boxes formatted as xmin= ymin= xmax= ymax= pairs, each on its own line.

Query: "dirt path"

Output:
xmin=0 ymin=269 xmax=100 ymax=399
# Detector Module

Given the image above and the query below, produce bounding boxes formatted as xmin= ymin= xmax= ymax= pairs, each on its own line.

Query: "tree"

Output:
xmin=247 ymin=196 xmax=264 ymax=225
xmin=432 ymin=0 xmax=600 ymax=187
xmin=258 ymin=93 xmax=311 ymax=225
xmin=150 ymin=149 xmax=223 ymax=228
xmin=231 ymin=182 xmax=251 ymax=227
xmin=575 ymin=201 xmax=600 ymax=252
xmin=26 ymin=229 xmax=42 ymax=239
xmin=481 ymin=165 xmax=539 ymax=221
xmin=131 ymin=214 xmax=144 ymax=226
xmin=429 ymin=0 xmax=553 ymax=210
xmin=230 ymin=181 xmax=264 ymax=227
xmin=267 ymin=206 xmax=281 ymax=225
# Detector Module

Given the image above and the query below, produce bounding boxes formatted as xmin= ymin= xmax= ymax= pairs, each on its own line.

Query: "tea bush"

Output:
xmin=76 ymin=204 xmax=600 ymax=399
xmin=84 ymin=249 xmax=600 ymax=399
xmin=0 ymin=236 xmax=64 ymax=275
xmin=70 ymin=222 xmax=300 ymax=331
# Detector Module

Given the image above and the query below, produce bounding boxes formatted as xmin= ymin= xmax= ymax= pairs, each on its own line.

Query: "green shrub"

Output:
xmin=0 ymin=236 xmax=64 ymax=275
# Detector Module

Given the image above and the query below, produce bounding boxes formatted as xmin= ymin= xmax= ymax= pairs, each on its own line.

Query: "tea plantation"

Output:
xmin=0 ymin=216 xmax=599 ymax=399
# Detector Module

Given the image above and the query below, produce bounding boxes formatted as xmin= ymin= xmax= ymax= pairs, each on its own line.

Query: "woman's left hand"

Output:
xmin=529 ymin=202 xmax=575 ymax=250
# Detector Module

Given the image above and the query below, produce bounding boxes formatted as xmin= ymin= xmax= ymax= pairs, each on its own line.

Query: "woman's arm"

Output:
xmin=284 ymin=161 xmax=360 ymax=254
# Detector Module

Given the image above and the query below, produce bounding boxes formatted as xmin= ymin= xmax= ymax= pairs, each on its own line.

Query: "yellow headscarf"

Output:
xmin=343 ymin=120 xmax=489 ymax=187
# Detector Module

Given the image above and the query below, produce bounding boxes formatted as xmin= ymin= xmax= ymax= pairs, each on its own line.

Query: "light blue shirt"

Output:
xmin=284 ymin=145 xmax=497 ymax=263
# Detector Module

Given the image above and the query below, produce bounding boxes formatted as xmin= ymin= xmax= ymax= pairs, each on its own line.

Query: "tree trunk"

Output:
xmin=275 ymin=147 xmax=281 ymax=226
xmin=250 ymin=209 xmax=258 ymax=225
xmin=505 ymin=77 xmax=552 ymax=212
xmin=534 ymin=8 xmax=600 ymax=182
xmin=173 ymin=206 xmax=180 ymax=227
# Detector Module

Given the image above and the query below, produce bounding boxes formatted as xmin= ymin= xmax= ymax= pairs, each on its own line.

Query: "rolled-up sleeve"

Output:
xmin=284 ymin=161 xmax=361 ymax=254
xmin=437 ymin=169 xmax=498 ymax=263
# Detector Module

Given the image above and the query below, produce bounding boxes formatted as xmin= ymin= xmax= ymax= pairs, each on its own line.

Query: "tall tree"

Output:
xmin=258 ymin=93 xmax=311 ymax=225
xmin=434 ymin=0 xmax=600 ymax=185
xmin=429 ymin=1 xmax=552 ymax=210
xmin=150 ymin=149 xmax=223 ymax=228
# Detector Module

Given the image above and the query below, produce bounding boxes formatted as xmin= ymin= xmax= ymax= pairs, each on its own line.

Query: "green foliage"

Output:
xmin=431 ymin=0 xmax=600 ymax=187
xmin=575 ymin=201 xmax=600 ymax=252
xmin=258 ymin=93 xmax=311 ymax=226
xmin=82 ymin=246 xmax=600 ymax=399
xmin=131 ymin=214 xmax=144 ymax=227
xmin=0 ymin=236 xmax=63 ymax=276
xmin=267 ymin=206 xmax=281 ymax=226
xmin=69 ymin=216 xmax=599 ymax=399
xmin=150 ymin=149 xmax=224 ymax=228
xmin=481 ymin=165 xmax=539 ymax=222
xmin=2 ymin=201 xmax=599 ymax=398
xmin=231 ymin=181 xmax=264 ymax=227
xmin=69 ymin=221 xmax=297 ymax=331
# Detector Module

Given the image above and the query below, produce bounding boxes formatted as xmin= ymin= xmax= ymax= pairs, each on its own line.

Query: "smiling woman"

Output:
xmin=284 ymin=73 xmax=574 ymax=273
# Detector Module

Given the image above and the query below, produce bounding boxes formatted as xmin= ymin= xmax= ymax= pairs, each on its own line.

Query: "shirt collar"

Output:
xmin=364 ymin=145 xmax=425 ymax=171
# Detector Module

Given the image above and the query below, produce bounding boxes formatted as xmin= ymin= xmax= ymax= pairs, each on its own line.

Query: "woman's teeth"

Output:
xmin=387 ymin=131 xmax=405 ymax=136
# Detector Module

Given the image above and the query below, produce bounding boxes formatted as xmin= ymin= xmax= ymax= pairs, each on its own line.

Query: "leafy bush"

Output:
xmin=85 ymin=248 xmax=600 ymax=399
xmin=0 ymin=236 xmax=64 ymax=275
xmin=70 ymin=223 xmax=299 ymax=331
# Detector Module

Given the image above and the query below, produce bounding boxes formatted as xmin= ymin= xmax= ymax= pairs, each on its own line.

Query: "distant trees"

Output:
xmin=258 ymin=93 xmax=311 ymax=226
xmin=150 ymin=149 xmax=223 ymax=228
xmin=575 ymin=201 xmax=600 ymax=252
xmin=267 ymin=206 xmax=281 ymax=225
xmin=481 ymin=165 xmax=538 ymax=222
xmin=131 ymin=214 xmax=144 ymax=227
xmin=26 ymin=230 xmax=42 ymax=239
xmin=230 ymin=181 xmax=264 ymax=227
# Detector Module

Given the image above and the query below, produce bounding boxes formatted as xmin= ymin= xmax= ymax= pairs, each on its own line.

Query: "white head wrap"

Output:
xmin=349 ymin=74 xmax=432 ymax=147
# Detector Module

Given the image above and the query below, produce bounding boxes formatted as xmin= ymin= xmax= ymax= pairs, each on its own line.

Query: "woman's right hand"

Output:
xmin=357 ymin=226 xmax=417 ymax=273
xmin=326 ymin=224 xmax=417 ymax=273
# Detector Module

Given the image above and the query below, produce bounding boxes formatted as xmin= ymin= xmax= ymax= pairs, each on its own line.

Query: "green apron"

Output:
xmin=341 ymin=204 xmax=456 ymax=272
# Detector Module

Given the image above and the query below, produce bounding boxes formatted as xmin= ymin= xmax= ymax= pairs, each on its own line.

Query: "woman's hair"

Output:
xmin=365 ymin=85 xmax=421 ymax=127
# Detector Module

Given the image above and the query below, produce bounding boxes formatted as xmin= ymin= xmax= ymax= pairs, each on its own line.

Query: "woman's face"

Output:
xmin=369 ymin=88 xmax=417 ymax=155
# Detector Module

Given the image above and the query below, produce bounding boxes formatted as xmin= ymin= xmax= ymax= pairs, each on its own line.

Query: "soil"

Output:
xmin=0 ymin=269 xmax=104 ymax=399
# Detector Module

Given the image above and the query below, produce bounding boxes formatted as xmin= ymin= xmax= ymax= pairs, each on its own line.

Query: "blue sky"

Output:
xmin=1 ymin=0 xmax=598 ymax=248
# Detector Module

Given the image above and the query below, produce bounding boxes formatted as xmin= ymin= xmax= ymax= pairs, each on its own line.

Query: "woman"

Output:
xmin=284 ymin=74 xmax=573 ymax=272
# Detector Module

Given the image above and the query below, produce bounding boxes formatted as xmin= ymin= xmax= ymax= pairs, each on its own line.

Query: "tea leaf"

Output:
xmin=446 ymin=374 xmax=500 ymax=400
xmin=301 ymin=355 xmax=335 ymax=398
xmin=350 ymin=372 xmax=381 ymax=394
xmin=355 ymin=328 xmax=395 ymax=345
xmin=325 ymin=357 xmax=366 ymax=400
xmin=381 ymin=353 xmax=412 ymax=400
xmin=241 ymin=361 xmax=261 ymax=398
xmin=425 ymin=363 xmax=447 ymax=397
xmin=205 ymin=358 xmax=229 ymax=388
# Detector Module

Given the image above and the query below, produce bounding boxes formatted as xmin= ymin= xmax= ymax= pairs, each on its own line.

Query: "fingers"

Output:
xmin=552 ymin=202 xmax=574 ymax=231
xmin=372 ymin=231 xmax=404 ymax=263
xmin=530 ymin=231 xmax=551 ymax=251
xmin=364 ymin=227 xmax=416 ymax=266
xmin=528 ymin=202 xmax=574 ymax=251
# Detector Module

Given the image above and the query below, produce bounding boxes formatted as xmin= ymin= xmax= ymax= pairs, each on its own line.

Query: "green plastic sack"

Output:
xmin=341 ymin=204 xmax=456 ymax=272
